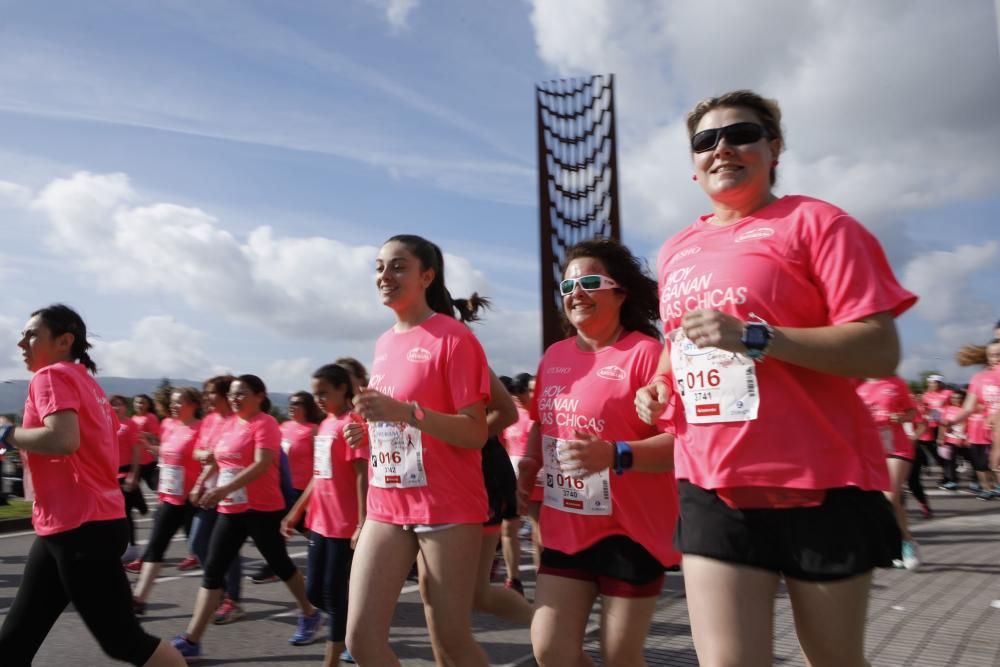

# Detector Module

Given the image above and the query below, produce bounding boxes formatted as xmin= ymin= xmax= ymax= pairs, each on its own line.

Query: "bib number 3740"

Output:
xmin=670 ymin=328 xmax=760 ymax=424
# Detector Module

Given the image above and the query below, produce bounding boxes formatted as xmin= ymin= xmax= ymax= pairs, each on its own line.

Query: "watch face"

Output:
xmin=745 ymin=324 xmax=769 ymax=348
xmin=621 ymin=451 xmax=634 ymax=469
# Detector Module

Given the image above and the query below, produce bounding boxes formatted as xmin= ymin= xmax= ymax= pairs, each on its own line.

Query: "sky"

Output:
xmin=1 ymin=0 xmax=998 ymax=392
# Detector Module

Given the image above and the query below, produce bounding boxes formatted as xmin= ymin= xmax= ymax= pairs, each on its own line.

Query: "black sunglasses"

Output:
xmin=691 ymin=122 xmax=768 ymax=153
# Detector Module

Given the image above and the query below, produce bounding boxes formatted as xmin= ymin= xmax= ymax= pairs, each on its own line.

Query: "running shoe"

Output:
xmin=994 ymin=484 xmax=1000 ymax=494
xmin=250 ymin=565 xmax=279 ymax=584
xmin=504 ymin=577 xmax=525 ymax=596
xmin=918 ymin=501 xmax=933 ymax=519
xmin=177 ymin=555 xmax=200 ymax=571
xmin=969 ymin=482 xmax=982 ymax=492
xmin=125 ymin=558 xmax=144 ymax=573
xmin=340 ymin=648 xmax=356 ymax=664
xmin=120 ymin=544 xmax=140 ymax=564
xmin=939 ymin=482 xmax=958 ymax=491
xmin=901 ymin=540 xmax=921 ymax=571
xmin=976 ymin=490 xmax=995 ymax=501
xmin=289 ymin=610 xmax=323 ymax=645
xmin=171 ymin=634 xmax=202 ymax=662
xmin=213 ymin=597 xmax=245 ymax=625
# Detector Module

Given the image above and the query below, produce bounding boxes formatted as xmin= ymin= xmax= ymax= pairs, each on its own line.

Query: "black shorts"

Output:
xmin=481 ymin=436 xmax=518 ymax=527
xmin=675 ymin=481 xmax=901 ymax=582
xmin=969 ymin=444 xmax=991 ymax=471
xmin=540 ymin=534 xmax=665 ymax=597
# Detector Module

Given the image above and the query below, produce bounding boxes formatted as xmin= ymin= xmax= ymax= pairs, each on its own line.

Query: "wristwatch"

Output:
xmin=741 ymin=321 xmax=774 ymax=360
xmin=408 ymin=402 xmax=425 ymax=427
xmin=613 ymin=441 xmax=633 ymax=475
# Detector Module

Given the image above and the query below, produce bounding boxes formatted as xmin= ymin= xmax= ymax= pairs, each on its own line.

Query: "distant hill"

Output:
xmin=0 ymin=377 xmax=292 ymax=416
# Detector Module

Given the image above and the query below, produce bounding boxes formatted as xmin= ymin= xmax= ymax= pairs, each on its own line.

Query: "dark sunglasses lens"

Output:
xmin=691 ymin=128 xmax=719 ymax=153
xmin=579 ymin=275 xmax=602 ymax=290
xmin=726 ymin=123 xmax=764 ymax=145
xmin=560 ymin=279 xmax=575 ymax=295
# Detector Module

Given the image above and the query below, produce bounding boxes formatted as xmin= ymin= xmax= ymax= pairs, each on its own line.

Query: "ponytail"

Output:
xmin=385 ymin=235 xmax=490 ymax=323
xmin=31 ymin=303 xmax=98 ymax=374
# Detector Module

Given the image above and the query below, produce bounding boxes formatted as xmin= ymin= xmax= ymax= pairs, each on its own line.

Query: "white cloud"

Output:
xmin=0 ymin=180 xmax=32 ymax=208
xmin=92 ymin=315 xmax=227 ymax=379
xmin=366 ymin=0 xmax=420 ymax=33
xmin=263 ymin=357 xmax=315 ymax=394
xmin=27 ymin=170 xmax=490 ymax=343
xmin=528 ymin=0 xmax=1000 ymax=241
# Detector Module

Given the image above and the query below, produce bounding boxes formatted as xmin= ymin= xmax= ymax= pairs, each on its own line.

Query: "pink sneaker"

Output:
xmin=214 ymin=597 xmax=245 ymax=625
xmin=177 ymin=555 xmax=200 ymax=571
xmin=125 ymin=558 xmax=144 ymax=573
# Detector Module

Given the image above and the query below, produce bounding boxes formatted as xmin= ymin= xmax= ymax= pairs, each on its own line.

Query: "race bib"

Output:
xmin=314 ymin=435 xmax=333 ymax=480
xmin=509 ymin=455 xmax=545 ymax=488
xmin=158 ymin=464 xmax=185 ymax=496
xmin=369 ymin=422 xmax=427 ymax=488
xmin=670 ymin=329 xmax=759 ymax=424
xmin=281 ymin=438 xmax=292 ymax=454
xmin=217 ymin=467 xmax=248 ymax=506
xmin=541 ymin=436 xmax=611 ymax=516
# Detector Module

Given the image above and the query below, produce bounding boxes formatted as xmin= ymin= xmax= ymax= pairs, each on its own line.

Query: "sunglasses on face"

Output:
xmin=559 ymin=274 xmax=619 ymax=296
xmin=288 ymin=401 xmax=303 ymax=408
xmin=690 ymin=122 xmax=768 ymax=153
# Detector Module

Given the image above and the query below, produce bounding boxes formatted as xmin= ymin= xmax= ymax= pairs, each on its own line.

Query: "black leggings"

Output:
xmin=143 ymin=501 xmax=196 ymax=563
xmin=203 ymin=510 xmax=297 ymax=590
xmin=907 ymin=441 xmax=928 ymax=505
xmin=306 ymin=533 xmax=353 ymax=642
xmin=0 ymin=519 xmax=161 ymax=666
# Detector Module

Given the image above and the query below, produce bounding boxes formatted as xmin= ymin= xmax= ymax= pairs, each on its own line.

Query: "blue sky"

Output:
xmin=1 ymin=0 xmax=998 ymax=391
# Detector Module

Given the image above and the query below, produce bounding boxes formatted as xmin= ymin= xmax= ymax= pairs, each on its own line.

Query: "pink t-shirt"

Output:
xmin=132 ymin=412 xmax=160 ymax=465
xmin=280 ymin=420 xmax=317 ymax=491
xmin=116 ymin=418 xmax=140 ymax=473
xmin=307 ymin=411 xmax=369 ymax=538
xmin=855 ymin=377 xmax=917 ymax=459
xmin=366 ymin=313 xmax=491 ymax=525
xmin=213 ymin=412 xmax=284 ymax=513
xmin=967 ymin=411 xmax=990 ymax=445
xmin=919 ymin=389 xmax=953 ymax=441
xmin=968 ymin=367 xmax=1000 ymax=418
xmin=21 ymin=362 xmax=125 ymax=536
xmin=502 ymin=406 xmax=533 ymax=459
xmin=658 ymin=195 xmax=917 ymax=492
xmin=530 ymin=332 xmax=680 ymax=567
xmin=157 ymin=419 xmax=203 ymax=505
xmin=938 ymin=405 xmax=968 ymax=445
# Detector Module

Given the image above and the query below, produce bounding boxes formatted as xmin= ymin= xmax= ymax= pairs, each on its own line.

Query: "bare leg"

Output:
xmin=599 ymin=594 xmax=659 ymax=667
xmin=884 ymin=457 xmax=913 ymax=541
xmin=323 ymin=639 xmax=344 ymax=667
xmin=281 ymin=569 xmax=316 ymax=616
xmin=786 ymin=571 xmax=872 ymax=667
xmin=184 ymin=587 xmax=224 ymax=644
xmin=526 ymin=501 xmax=542 ymax=571
xmin=501 ymin=518 xmax=521 ymax=582
xmin=133 ymin=561 xmax=165 ymax=603
xmin=531 ymin=573 xmax=597 ymax=667
xmin=683 ymin=554 xmax=780 ymax=667
xmin=345 ymin=521 xmax=418 ymax=667
xmin=142 ymin=639 xmax=187 ymax=667
xmin=471 ymin=531 xmax=533 ymax=623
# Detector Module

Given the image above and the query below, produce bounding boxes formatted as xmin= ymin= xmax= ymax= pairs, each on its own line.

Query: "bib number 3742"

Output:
xmin=369 ymin=422 xmax=427 ymax=488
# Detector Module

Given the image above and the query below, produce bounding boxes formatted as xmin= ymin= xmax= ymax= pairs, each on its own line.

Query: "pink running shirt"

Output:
xmin=919 ymin=389 xmax=954 ymax=441
xmin=366 ymin=313 xmax=490 ymax=525
xmin=307 ymin=411 xmax=369 ymax=538
xmin=657 ymin=196 xmax=916 ymax=491
xmin=116 ymin=418 xmax=140 ymax=473
xmin=530 ymin=331 xmax=680 ymax=567
xmin=855 ymin=377 xmax=917 ymax=459
xmin=502 ymin=406 xmax=533 ymax=459
xmin=157 ymin=419 xmax=203 ymax=505
xmin=21 ymin=362 xmax=125 ymax=536
xmin=213 ymin=412 xmax=284 ymax=513
xmin=968 ymin=367 xmax=1000 ymax=418
xmin=966 ymin=411 xmax=990 ymax=445
xmin=280 ymin=420 xmax=317 ymax=490
xmin=938 ymin=405 xmax=967 ymax=445
xmin=132 ymin=412 xmax=160 ymax=465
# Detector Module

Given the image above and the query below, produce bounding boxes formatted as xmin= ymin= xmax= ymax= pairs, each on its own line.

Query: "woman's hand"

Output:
xmin=280 ymin=513 xmax=298 ymax=539
xmin=682 ymin=309 xmax=746 ymax=352
xmin=353 ymin=389 xmax=411 ymax=424
xmin=123 ymin=475 xmax=138 ymax=493
xmin=558 ymin=430 xmax=614 ymax=477
xmin=635 ymin=379 xmax=671 ymax=426
xmin=199 ymin=485 xmax=229 ymax=509
xmin=351 ymin=524 xmax=363 ymax=550
xmin=188 ymin=484 xmax=203 ymax=505
xmin=344 ymin=422 xmax=369 ymax=449
xmin=516 ymin=457 xmax=542 ymax=514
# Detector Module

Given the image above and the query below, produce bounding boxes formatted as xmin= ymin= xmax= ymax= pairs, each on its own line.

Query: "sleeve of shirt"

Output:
xmin=254 ymin=416 xmax=282 ymax=454
xmin=807 ymin=214 xmax=918 ymax=325
xmin=528 ymin=361 xmax=545 ymax=422
xmin=444 ymin=329 xmax=491 ymax=412
xmin=28 ymin=367 xmax=81 ymax=420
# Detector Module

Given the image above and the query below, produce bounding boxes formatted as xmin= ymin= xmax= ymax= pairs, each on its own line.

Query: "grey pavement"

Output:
xmin=0 ymin=484 xmax=998 ymax=666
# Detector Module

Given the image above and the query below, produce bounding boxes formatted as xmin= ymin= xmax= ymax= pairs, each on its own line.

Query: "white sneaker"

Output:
xmin=120 ymin=544 xmax=140 ymax=564
xmin=901 ymin=540 xmax=920 ymax=571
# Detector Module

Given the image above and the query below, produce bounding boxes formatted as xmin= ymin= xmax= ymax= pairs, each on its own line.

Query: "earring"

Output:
xmin=772 ymin=160 xmax=779 ymax=167
xmin=692 ymin=174 xmax=698 ymax=181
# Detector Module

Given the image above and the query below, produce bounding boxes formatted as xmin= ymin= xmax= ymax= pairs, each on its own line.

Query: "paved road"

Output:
xmin=0 ymin=485 xmax=998 ymax=666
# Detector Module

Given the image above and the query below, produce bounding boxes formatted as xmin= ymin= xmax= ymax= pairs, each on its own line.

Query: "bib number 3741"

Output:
xmin=670 ymin=328 xmax=760 ymax=424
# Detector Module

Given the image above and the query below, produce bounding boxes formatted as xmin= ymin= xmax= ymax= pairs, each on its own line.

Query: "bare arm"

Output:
xmin=9 ymin=411 xmax=80 ymax=455
xmin=351 ymin=458 xmax=368 ymax=548
xmin=282 ymin=478 xmax=315 ymax=537
xmin=199 ymin=447 xmax=276 ymax=508
xmin=354 ymin=389 xmax=488 ymax=449
xmin=559 ymin=430 xmax=675 ymax=475
xmin=486 ymin=368 xmax=518 ymax=437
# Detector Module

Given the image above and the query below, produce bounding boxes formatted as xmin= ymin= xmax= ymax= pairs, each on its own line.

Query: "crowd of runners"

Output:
xmin=1 ymin=89 xmax=998 ymax=667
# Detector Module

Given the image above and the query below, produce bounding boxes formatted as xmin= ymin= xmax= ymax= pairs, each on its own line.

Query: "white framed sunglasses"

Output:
xmin=559 ymin=274 xmax=619 ymax=295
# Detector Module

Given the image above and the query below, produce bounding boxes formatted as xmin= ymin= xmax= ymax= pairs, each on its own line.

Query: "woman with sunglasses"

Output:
xmin=0 ymin=304 xmax=185 ymax=666
xmin=343 ymin=234 xmax=493 ymax=666
xmin=131 ymin=388 xmax=205 ymax=612
xmin=171 ymin=374 xmax=320 ymax=661
xmin=635 ymin=90 xmax=917 ymax=667
xmin=517 ymin=238 xmax=680 ymax=667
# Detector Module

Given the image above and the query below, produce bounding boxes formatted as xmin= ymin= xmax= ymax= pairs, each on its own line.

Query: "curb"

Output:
xmin=0 ymin=517 xmax=32 ymax=534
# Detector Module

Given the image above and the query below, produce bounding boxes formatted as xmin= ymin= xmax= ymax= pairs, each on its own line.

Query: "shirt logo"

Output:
xmin=547 ymin=366 xmax=572 ymax=375
xmin=406 ymin=347 xmax=432 ymax=363
xmin=372 ymin=354 xmax=388 ymax=364
xmin=667 ymin=246 xmax=701 ymax=265
xmin=596 ymin=365 xmax=627 ymax=381
xmin=735 ymin=227 xmax=775 ymax=243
